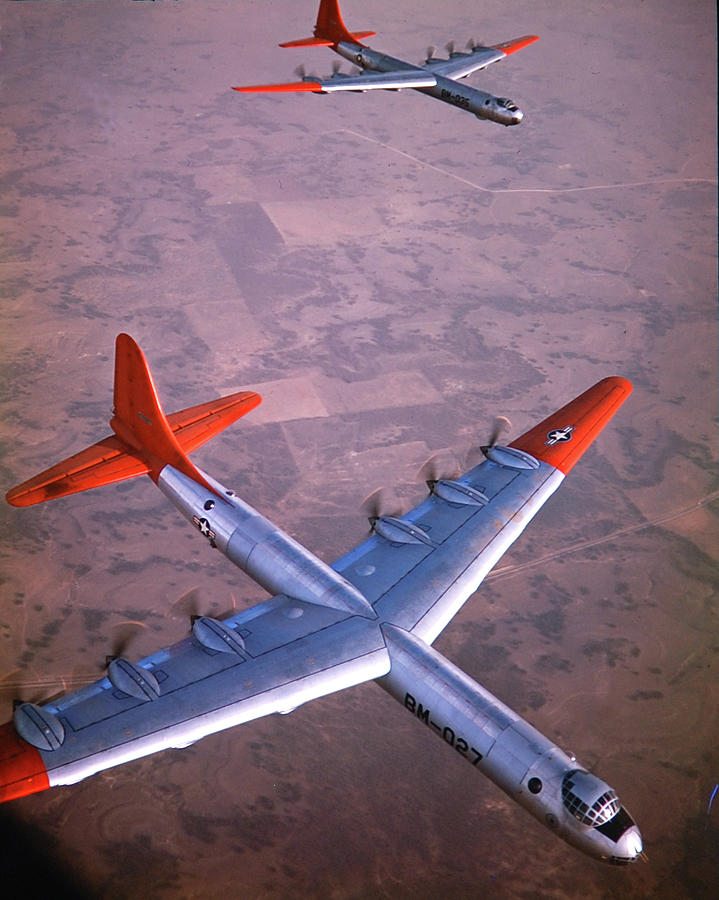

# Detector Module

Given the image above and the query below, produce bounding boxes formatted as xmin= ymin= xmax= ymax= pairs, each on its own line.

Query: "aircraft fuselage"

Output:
xmin=379 ymin=626 xmax=643 ymax=864
xmin=334 ymin=42 xmax=524 ymax=125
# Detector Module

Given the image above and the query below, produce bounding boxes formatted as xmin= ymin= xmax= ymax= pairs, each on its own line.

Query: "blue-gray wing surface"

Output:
xmin=34 ymin=598 xmax=388 ymax=787
xmin=333 ymin=456 xmax=563 ymax=644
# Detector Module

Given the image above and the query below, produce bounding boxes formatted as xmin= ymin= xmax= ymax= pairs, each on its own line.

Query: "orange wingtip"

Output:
xmin=232 ymin=82 xmax=324 ymax=93
xmin=510 ymin=376 xmax=632 ymax=476
xmin=0 ymin=721 xmax=50 ymax=804
xmin=491 ymin=34 xmax=539 ymax=55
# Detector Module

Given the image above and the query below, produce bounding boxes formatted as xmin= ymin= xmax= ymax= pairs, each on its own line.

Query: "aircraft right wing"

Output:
xmin=425 ymin=35 xmax=538 ymax=81
xmin=232 ymin=70 xmax=437 ymax=94
xmin=3 ymin=592 xmax=389 ymax=802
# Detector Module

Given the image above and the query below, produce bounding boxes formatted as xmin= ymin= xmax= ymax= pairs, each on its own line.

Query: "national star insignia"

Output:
xmin=545 ymin=426 xmax=574 ymax=446
xmin=192 ymin=516 xmax=216 ymax=540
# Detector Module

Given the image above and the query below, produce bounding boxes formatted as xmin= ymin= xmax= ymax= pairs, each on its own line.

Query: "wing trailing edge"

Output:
xmin=6 ymin=335 xmax=262 ymax=507
xmin=510 ymin=376 xmax=632 ymax=475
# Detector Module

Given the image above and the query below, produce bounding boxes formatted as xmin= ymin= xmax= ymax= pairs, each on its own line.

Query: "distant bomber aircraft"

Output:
xmin=1 ymin=335 xmax=643 ymax=864
xmin=233 ymin=0 xmax=538 ymax=126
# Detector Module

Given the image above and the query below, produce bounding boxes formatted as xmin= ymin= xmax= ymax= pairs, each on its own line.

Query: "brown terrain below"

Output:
xmin=1 ymin=1 xmax=717 ymax=897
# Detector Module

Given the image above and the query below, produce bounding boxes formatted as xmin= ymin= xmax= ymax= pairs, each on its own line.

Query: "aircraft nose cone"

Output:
xmin=512 ymin=110 xmax=524 ymax=124
xmin=617 ymin=825 xmax=643 ymax=861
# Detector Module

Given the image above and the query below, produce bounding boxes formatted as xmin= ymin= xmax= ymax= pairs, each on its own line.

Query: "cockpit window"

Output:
xmin=496 ymin=97 xmax=518 ymax=111
xmin=561 ymin=770 xmax=621 ymax=827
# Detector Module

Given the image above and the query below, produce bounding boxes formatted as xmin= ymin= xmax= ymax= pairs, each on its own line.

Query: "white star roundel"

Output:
xmin=545 ymin=426 xmax=574 ymax=446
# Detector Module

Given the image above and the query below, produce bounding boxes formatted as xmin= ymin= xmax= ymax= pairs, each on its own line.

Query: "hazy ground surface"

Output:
xmin=1 ymin=1 xmax=717 ymax=897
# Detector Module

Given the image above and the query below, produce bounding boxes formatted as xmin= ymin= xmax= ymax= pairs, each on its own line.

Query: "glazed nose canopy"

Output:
xmin=561 ymin=769 xmax=620 ymax=826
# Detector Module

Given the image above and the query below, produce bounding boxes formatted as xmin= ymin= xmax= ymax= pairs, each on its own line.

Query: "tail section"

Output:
xmin=6 ymin=334 xmax=261 ymax=507
xmin=279 ymin=0 xmax=375 ymax=48
xmin=108 ymin=333 xmax=214 ymax=488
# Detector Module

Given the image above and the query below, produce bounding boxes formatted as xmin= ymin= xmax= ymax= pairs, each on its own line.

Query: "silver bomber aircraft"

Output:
xmin=232 ymin=0 xmax=538 ymax=126
xmin=1 ymin=334 xmax=643 ymax=864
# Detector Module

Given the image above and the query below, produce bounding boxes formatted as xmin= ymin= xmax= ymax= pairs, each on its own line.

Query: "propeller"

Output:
xmin=424 ymin=45 xmax=436 ymax=63
xmin=1 ymin=668 xmax=86 ymax=713
xmin=422 ymin=416 xmax=513 ymax=486
xmin=294 ymin=64 xmax=319 ymax=82
xmin=104 ymin=620 xmax=147 ymax=668
xmin=171 ymin=586 xmax=238 ymax=626
xmin=489 ymin=415 xmax=512 ymax=448
xmin=417 ymin=451 xmax=461 ymax=486
xmin=171 ymin=586 xmax=202 ymax=622
xmin=478 ymin=415 xmax=512 ymax=458
xmin=466 ymin=37 xmax=484 ymax=51
xmin=445 ymin=40 xmax=456 ymax=57
xmin=361 ymin=488 xmax=402 ymax=532
xmin=331 ymin=60 xmax=343 ymax=75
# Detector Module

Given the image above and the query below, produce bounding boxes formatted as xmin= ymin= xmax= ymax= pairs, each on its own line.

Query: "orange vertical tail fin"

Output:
xmin=279 ymin=0 xmax=375 ymax=48
xmin=6 ymin=335 xmax=261 ymax=507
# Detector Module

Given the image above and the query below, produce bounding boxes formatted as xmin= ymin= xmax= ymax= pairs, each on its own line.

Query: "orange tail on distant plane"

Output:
xmin=279 ymin=0 xmax=375 ymax=48
xmin=5 ymin=334 xmax=262 ymax=508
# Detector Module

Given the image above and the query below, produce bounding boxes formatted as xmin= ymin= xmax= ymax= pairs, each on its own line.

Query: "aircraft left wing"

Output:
xmin=3 ymin=594 xmax=389 ymax=802
xmin=232 ymin=70 xmax=437 ymax=94
xmin=425 ymin=35 xmax=538 ymax=81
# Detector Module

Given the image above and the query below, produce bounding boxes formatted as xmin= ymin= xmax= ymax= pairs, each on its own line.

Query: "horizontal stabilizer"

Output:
xmin=6 ymin=335 xmax=262 ymax=508
xmin=510 ymin=377 xmax=632 ymax=475
xmin=166 ymin=391 xmax=262 ymax=455
xmin=279 ymin=31 xmax=375 ymax=48
xmin=6 ymin=436 xmax=148 ymax=508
